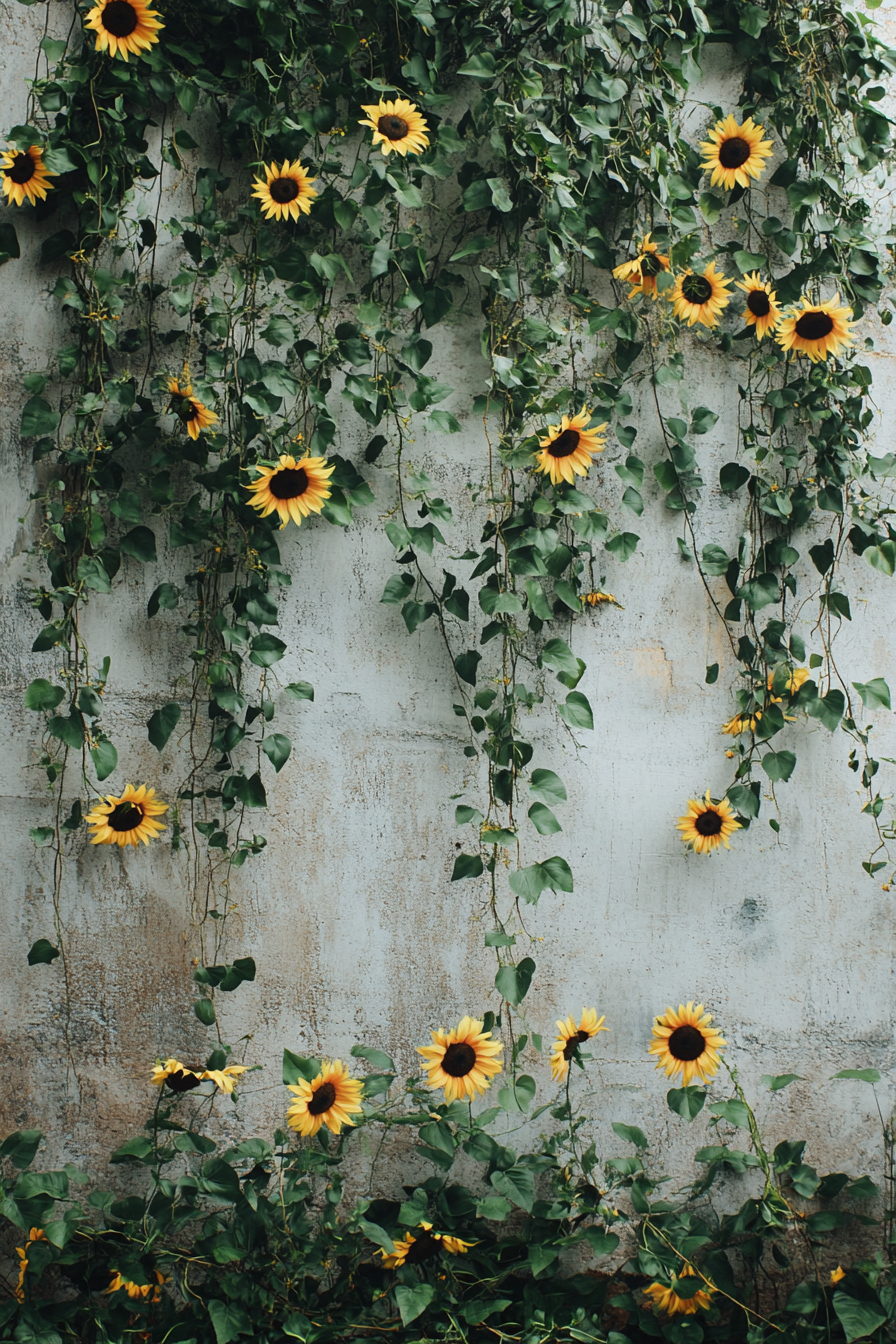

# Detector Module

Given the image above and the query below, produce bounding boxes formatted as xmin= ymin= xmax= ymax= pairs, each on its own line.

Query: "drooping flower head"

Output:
xmin=286 ymin=1060 xmax=364 ymax=1137
xmin=699 ymin=114 xmax=773 ymax=191
xmin=645 ymin=1267 xmax=715 ymax=1317
xmin=417 ymin=1016 xmax=503 ymax=1102
xmin=676 ymin=791 xmax=741 ymax=854
xmin=582 ymin=590 xmax=623 ymax=609
xmin=380 ymin=1221 xmax=475 ymax=1269
xmin=150 ymin=1058 xmax=206 ymax=1092
xmin=669 ymin=262 xmax=732 ymax=329
xmin=534 ymin=408 xmax=607 ymax=486
xmin=84 ymin=0 xmax=163 ymax=60
xmin=166 ymin=375 xmax=218 ymax=440
xmin=203 ymin=1063 xmax=249 ymax=1094
xmin=1 ymin=144 xmax=56 ymax=208
xmin=245 ymin=453 xmax=334 ymax=529
xmin=550 ymin=1007 xmax=608 ymax=1082
xmin=735 ymin=272 xmax=781 ymax=340
xmin=359 ymin=99 xmax=430 ymax=157
xmin=107 ymin=1268 xmax=165 ymax=1302
xmin=251 ymin=160 xmax=317 ymax=222
xmin=768 ymin=666 xmax=809 ymax=695
xmin=776 ymin=295 xmax=856 ymax=363
xmin=612 ymin=233 xmax=670 ymax=298
xmin=86 ymin=783 xmax=168 ymax=848
xmin=649 ymin=1002 xmax=726 ymax=1086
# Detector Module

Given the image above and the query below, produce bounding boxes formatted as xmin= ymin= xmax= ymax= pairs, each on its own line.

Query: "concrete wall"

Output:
xmin=2 ymin=0 xmax=896 ymax=1212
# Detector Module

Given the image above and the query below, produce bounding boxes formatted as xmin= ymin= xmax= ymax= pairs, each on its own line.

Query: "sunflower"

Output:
xmin=831 ymin=1266 xmax=846 ymax=1285
xmin=150 ymin=1058 xmax=207 ymax=1093
xmin=203 ymin=1063 xmax=249 ymax=1094
xmin=86 ymin=783 xmax=168 ymax=848
xmin=612 ymin=233 xmax=670 ymax=298
xmin=582 ymin=590 xmax=623 ymax=608
xmin=550 ymin=1008 xmax=608 ymax=1082
xmin=380 ymin=1222 xmax=475 ymax=1269
xmin=645 ymin=1267 xmax=715 ymax=1317
xmin=166 ymin=375 xmax=218 ymax=440
xmin=359 ymin=99 xmax=430 ymax=157
xmin=107 ymin=1269 xmax=165 ymax=1302
xmin=676 ymin=791 xmax=741 ymax=854
xmin=776 ymin=295 xmax=857 ymax=363
xmin=721 ymin=696 xmax=792 ymax=736
xmin=735 ymin=272 xmax=781 ymax=340
xmin=245 ymin=453 xmax=334 ymax=528
xmin=418 ymin=1016 xmax=503 ymax=1102
xmin=1 ymin=144 xmax=56 ymax=208
xmin=534 ymin=408 xmax=607 ymax=486
xmin=251 ymin=160 xmax=317 ymax=222
xmin=84 ymin=0 xmax=163 ymax=60
xmin=768 ymin=666 xmax=809 ymax=695
xmin=14 ymin=1230 xmax=46 ymax=1303
xmin=699 ymin=114 xmax=773 ymax=191
xmin=286 ymin=1060 xmax=365 ymax=1137
xmin=649 ymin=1002 xmax=726 ymax=1086
xmin=669 ymin=262 xmax=732 ymax=329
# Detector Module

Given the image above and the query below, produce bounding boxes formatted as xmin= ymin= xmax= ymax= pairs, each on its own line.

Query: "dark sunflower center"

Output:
xmin=794 ymin=311 xmax=834 ymax=340
xmin=269 ymin=177 xmax=300 ymax=204
xmin=694 ymin=808 xmax=723 ymax=836
xmin=101 ymin=0 xmax=139 ymax=36
xmin=640 ymin=252 xmax=663 ymax=277
xmin=563 ymin=1029 xmax=591 ymax=1060
xmin=166 ymin=1069 xmax=202 ymax=1093
xmin=172 ymin=395 xmax=198 ymax=423
xmin=681 ymin=274 xmax=713 ymax=305
xmin=378 ymin=114 xmax=409 ymax=141
xmin=746 ymin=289 xmax=771 ymax=318
xmin=667 ymin=1024 xmax=707 ymax=1062
xmin=307 ymin=1081 xmax=337 ymax=1115
xmin=6 ymin=152 xmax=36 ymax=184
xmin=549 ymin=428 xmax=581 ymax=458
xmin=718 ymin=136 xmax=751 ymax=169
xmin=269 ymin=467 xmax=309 ymax=500
xmin=108 ymin=801 xmax=144 ymax=832
xmin=442 ymin=1042 xmax=477 ymax=1078
xmin=405 ymin=1233 xmax=440 ymax=1265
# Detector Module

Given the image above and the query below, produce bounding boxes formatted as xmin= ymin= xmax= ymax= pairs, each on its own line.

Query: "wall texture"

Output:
xmin=2 ymin=0 xmax=896 ymax=1220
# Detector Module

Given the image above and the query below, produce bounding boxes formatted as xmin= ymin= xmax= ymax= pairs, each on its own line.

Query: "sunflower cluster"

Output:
xmin=151 ymin=1058 xmax=248 ymax=1094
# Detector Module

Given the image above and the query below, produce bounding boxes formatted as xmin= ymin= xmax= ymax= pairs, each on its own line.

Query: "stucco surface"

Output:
xmin=1 ymin=0 xmax=895 ymax=1227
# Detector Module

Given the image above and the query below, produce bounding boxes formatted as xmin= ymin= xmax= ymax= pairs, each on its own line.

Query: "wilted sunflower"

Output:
xmin=166 ymin=375 xmax=217 ymax=440
xmin=380 ymin=1222 xmax=474 ymax=1269
xmin=669 ymin=262 xmax=732 ymax=329
xmin=768 ymin=666 xmax=809 ymax=695
xmin=245 ymin=453 xmax=334 ymax=528
xmin=550 ymin=1007 xmax=608 ymax=1082
xmin=84 ymin=0 xmax=163 ymax=60
xmin=1 ymin=144 xmax=56 ymax=208
xmin=107 ymin=1269 xmax=165 ymax=1302
xmin=286 ymin=1060 xmax=364 ymax=1137
xmin=582 ymin=590 xmax=623 ymax=609
xmin=649 ymin=1002 xmax=726 ymax=1086
xmin=150 ymin=1058 xmax=207 ymax=1093
xmin=251 ymin=160 xmax=317 ymax=222
xmin=612 ymin=233 xmax=670 ymax=298
xmin=418 ymin=1015 xmax=503 ymax=1102
xmin=14 ymin=1230 xmax=46 ymax=1303
xmin=721 ymin=695 xmax=793 ymax=736
xmin=699 ymin=114 xmax=773 ymax=191
xmin=359 ymin=98 xmax=430 ymax=157
xmin=645 ymin=1267 xmax=715 ymax=1317
xmin=735 ymin=272 xmax=781 ymax=340
xmin=86 ymin=783 xmax=168 ymax=848
xmin=203 ymin=1063 xmax=249 ymax=1094
xmin=535 ymin=408 xmax=607 ymax=486
xmin=776 ymin=294 xmax=856 ymax=363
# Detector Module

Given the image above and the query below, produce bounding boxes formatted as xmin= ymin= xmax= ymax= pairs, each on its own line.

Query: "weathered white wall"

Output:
xmin=2 ymin=0 xmax=896 ymax=1222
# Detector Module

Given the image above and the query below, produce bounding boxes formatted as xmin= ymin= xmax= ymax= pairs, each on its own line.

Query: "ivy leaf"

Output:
xmin=494 ymin=957 xmax=535 ymax=1006
xmin=528 ymin=803 xmax=561 ymax=835
xmin=558 ymin=692 xmax=593 ymax=730
xmin=853 ymin=678 xmax=890 ymax=710
xmin=147 ymin=703 xmax=181 ymax=752
xmin=283 ymin=1049 xmax=320 ymax=1085
xmin=76 ymin=556 xmax=112 ymax=593
xmin=667 ymin=1086 xmax=707 ymax=1120
xmin=207 ymin=1299 xmax=253 ymax=1343
xmin=509 ymin=857 xmax=573 ymax=904
xmin=529 ymin=769 xmax=567 ymax=805
xmin=90 ymin=739 xmax=118 ymax=781
xmin=148 ymin=583 xmax=180 ymax=616
xmin=394 ymin=1284 xmax=435 ymax=1326
xmin=261 ymin=733 xmax=292 ymax=772
xmin=20 ymin=395 xmax=60 ymax=437
xmin=25 ymin=679 xmax=64 ymax=712
xmin=249 ymin=633 xmax=287 ymax=667
xmin=490 ymin=1164 xmax=535 ymax=1210
xmin=119 ymin=526 xmax=157 ymax=564
xmin=761 ymin=1073 xmax=805 ymax=1091
xmin=0 ymin=1129 xmax=43 ymax=1166
xmin=452 ymin=853 xmax=483 ymax=881
xmin=283 ymin=682 xmax=314 ymax=702
xmin=832 ymin=1294 xmax=887 ymax=1343
xmin=762 ymin=750 xmax=796 ymax=783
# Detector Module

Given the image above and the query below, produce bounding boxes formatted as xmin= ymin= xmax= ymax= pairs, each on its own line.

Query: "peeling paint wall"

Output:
xmin=2 ymin=0 xmax=896 ymax=1218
